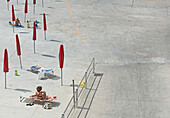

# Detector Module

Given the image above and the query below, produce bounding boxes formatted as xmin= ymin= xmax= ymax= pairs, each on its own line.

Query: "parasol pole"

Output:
xmin=5 ymin=72 xmax=7 ymax=89
xmin=7 ymin=2 xmax=9 ymax=11
xmin=61 ymin=68 xmax=63 ymax=86
xmin=13 ymin=21 xmax=14 ymax=33
xmin=19 ymin=56 xmax=22 ymax=69
xmin=24 ymin=13 xmax=26 ymax=23
xmin=33 ymin=4 xmax=35 ymax=14
xmin=34 ymin=40 xmax=35 ymax=54
xmin=44 ymin=30 xmax=46 ymax=40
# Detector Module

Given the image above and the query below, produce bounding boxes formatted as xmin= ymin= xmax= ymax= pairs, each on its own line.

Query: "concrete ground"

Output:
xmin=0 ymin=0 xmax=170 ymax=118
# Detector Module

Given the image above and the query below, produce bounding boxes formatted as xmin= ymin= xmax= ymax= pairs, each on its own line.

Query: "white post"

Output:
xmin=34 ymin=40 xmax=35 ymax=54
xmin=13 ymin=21 xmax=14 ymax=33
xmin=61 ymin=68 xmax=63 ymax=86
xmin=7 ymin=2 xmax=9 ymax=11
xmin=33 ymin=4 xmax=35 ymax=14
xmin=24 ymin=14 xmax=26 ymax=23
xmin=85 ymin=72 xmax=87 ymax=89
xmin=44 ymin=31 xmax=46 ymax=40
xmin=5 ymin=72 xmax=7 ymax=89
xmin=76 ymin=88 xmax=78 ymax=108
xmin=72 ymin=80 xmax=75 ymax=109
xmin=61 ymin=114 xmax=64 ymax=118
xmin=19 ymin=56 xmax=22 ymax=69
xmin=93 ymin=58 xmax=95 ymax=74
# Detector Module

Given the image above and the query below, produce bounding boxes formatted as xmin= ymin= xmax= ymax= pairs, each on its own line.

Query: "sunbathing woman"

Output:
xmin=36 ymin=86 xmax=46 ymax=100
xmin=9 ymin=18 xmax=22 ymax=26
xmin=9 ymin=21 xmax=15 ymax=26
xmin=15 ymin=18 xmax=22 ymax=26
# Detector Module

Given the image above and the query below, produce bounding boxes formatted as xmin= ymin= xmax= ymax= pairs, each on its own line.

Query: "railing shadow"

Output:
xmin=61 ymin=58 xmax=96 ymax=118
xmin=76 ymin=73 xmax=103 ymax=118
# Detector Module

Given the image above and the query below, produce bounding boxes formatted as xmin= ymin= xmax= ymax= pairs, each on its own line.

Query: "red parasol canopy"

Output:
xmin=33 ymin=0 xmax=36 ymax=4
xmin=7 ymin=0 xmax=10 ymax=2
xmin=12 ymin=5 xmax=15 ymax=21
xmin=3 ymin=49 xmax=9 ymax=72
xmin=43 ymin=13 xmax=47 ymax=31
xmin=59 ymin=45 xmax=64 ymax=68
xmin=16 ymin=34 xmax=21 ymax=56
xmin=24 ymin=0 xmax=28 ymax=13
xmin=33 ymin=22 xmax=36 ymax=40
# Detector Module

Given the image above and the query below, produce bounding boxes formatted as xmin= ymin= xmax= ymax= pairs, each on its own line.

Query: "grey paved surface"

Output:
xmin=0 ymin=0 xmax=170 ymax=118
xmin=67 ymin=0 xmax=170 ymax=118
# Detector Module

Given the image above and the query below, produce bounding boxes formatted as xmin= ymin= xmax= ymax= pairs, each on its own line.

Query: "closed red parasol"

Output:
xmin=24 ymin=0 xmax=28 ymax=22
xmin=59 ymin=45 xmax=64 ymax=68
xmin=33 ymin=22 xmax=36 ymax=41
xmin=59 ymin=45 xmax=64 ymax=86
xmin=16 ymin=34 xmax=22 ymax=69
xmin=12 ymin=5 xmax=15 ymax=21
xmin=3 ymin=49 xmax=9 ymax=73
xmin=12 ymin=5 xmax=15 ymax=33
xmin=33 ymin=0 xmax=36 ymax=4
xmin=16 ymin=34 xmax=21 ymax=56
xmin=24 ymin=0 xmax=28 ymax=13
xmin=43 ymin=13 xmax=47 ymax=31
xmin=33 ymin=22 xmax=36 ymax=53
xmin=43 ymin=13 xmax=47 ymax=40
xmin=3 ymin=49 xmax=9 ymax=89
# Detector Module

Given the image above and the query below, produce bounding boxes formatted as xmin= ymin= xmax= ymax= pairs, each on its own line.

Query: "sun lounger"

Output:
xmin=30 ymin=65 xmax=41 ymax=72
xmin=20 ymin=94 xmax=57 ymax=105
xmin=31 ymin=65 xmax=56 ymax=79
xmin=31 ymin=65 xmax=55 ymax=73
xmin=10 ymin=25 xmax=24 ymax=28
xmin=29 ymin=94 xmax=56 ymax=102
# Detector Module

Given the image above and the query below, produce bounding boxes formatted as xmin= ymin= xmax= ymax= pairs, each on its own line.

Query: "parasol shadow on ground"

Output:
xmin=14 ymin=89 xmax=32 ymax=93
xmin=42 ymin=54 xmax=56 ymax=58
xmin=36 ymin=53 xmax=56 ymax=58
xmin=48 ymin=7 xmax=55 ymax=9
xmin=19 ymin=31 xmax=29 ymax=34
xmin=40 ymin=13 xmax=49 ymax=16
xmin=39 ymin=73 xmax=60 ymax=81
xmin=15 ymin=9 xmax=20 ymax=11
xmin=8 ymin=88 xmax=32 ymax=93
xmin=55 ymin=0 xmax=62 ymax=2
xmin=26 ymin=69 xmax=39 ymax=74
xmin=50 ymin=39 xmax=61 ymax=42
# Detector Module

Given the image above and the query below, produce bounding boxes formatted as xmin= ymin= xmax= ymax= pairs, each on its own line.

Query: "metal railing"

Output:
xmin=61 ymin=58 xmax=95 ymax=118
